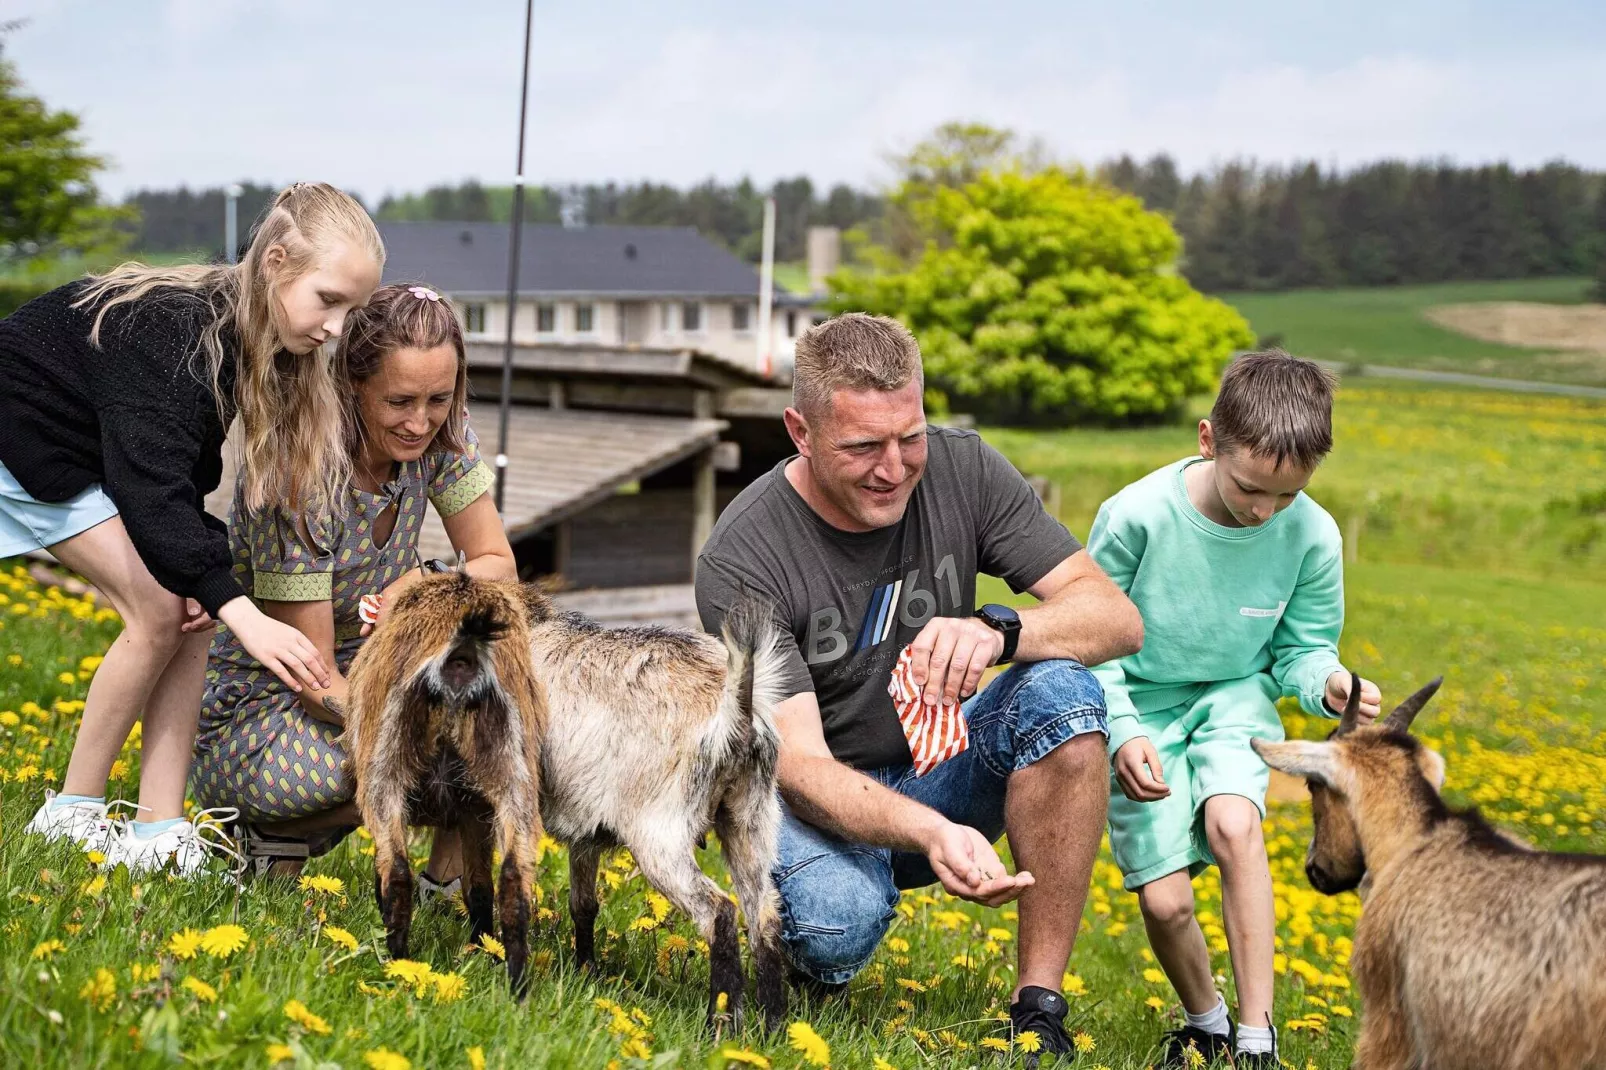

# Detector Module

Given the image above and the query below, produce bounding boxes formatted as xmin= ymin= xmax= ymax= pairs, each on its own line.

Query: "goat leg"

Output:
xmin=495 ymin=817 xmax=535 ymax=999
xmin=708 ymin=895 xmax=745 ymax=1032
xmin=568 ymin=842 xmax=603 ymax=972
xmin=460 ymin=809 xmax=496 ymax=944
xmin=717 ymin=795 xmax=787 ymax=1033
xmin=372 ymin=812 xmax=414 ymax=963
xmin=632 ymin=844 xmax=746 ymax=1032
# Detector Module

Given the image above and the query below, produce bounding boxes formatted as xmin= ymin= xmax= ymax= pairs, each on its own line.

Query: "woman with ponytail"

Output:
xmin=2 ymin=181 xmax=384 ymax=876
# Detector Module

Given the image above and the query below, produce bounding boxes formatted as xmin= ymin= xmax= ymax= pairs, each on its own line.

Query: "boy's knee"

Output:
xmin=1203 ymin=797 xmax=1265 ymax=858
xmin=1138 ymin=881 xmax=1195 ymax=930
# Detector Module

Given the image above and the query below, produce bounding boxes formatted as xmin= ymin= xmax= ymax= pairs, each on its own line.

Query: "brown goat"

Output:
xmin=340 ymin=572 xmax=548 ymax=995
xmin=1254 ymin=677 xmax=1606 ymax=1070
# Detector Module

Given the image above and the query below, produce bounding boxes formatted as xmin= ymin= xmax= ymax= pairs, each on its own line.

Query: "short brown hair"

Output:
xmin=337 ymin=282 xmax=470 ymax=457
xmin=1210 ymin=349 xmax=1338 ymax=469
xmin=792 ymin=312 xmax=923 ymax=417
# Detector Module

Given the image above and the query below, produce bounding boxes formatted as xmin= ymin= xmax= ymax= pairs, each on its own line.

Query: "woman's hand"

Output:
xmin=359 ymin=570 xmax=426 ymax=636
xmin=179 ymin=598 xmax=214 ymax=633
xmin=218 ymin=597 xmax=331 ymax=692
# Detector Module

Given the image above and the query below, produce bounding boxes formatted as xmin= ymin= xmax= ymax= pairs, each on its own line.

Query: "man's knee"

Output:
xmin=776 ymin=852 xmax=897 ymax=984
xmin=989 ymin=659 xmax=1109 ymax=774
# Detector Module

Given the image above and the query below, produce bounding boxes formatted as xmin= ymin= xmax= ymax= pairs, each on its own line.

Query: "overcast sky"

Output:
xmin=7 ymin=0 xmax=1605 ymax=203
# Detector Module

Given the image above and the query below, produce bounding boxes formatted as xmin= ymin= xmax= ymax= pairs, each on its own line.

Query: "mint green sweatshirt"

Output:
xmin=1088 ymin=457 xmax=1346 ymax=756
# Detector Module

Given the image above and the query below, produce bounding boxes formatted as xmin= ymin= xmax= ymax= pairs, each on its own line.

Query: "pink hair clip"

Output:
xmin=407 ymin=285 xmax=441 ymax=302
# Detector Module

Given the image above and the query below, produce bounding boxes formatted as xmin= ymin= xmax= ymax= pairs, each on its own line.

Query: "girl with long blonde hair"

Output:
xmin=2 ymin=181 xmax=384 ymax=876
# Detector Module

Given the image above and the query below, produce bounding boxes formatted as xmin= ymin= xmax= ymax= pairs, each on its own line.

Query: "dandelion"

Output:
xmin=1145 ymin=996 xmax=1167 ymax=1012
xmin=1185 ymin=1045 xmax=1207 ymax=1069
xmin=1073 ymin=1032 xmax=1095 ymax=1054
xmin=431 ymin=972 xmax=468 ymax=1004
xmin=168 ymin=928 xmax=204 ymax=960
xmin=466 ymin=1047 xmax=485 ymax=1070
xmin=873 ymin=1059 xmax=898 ymax=1070
xmin=895 ymin=977 xmax=927 ymax=993
xmin=1062 ymin=973 xmax=1088 ymax=996
xmin=720 ymin=1048 xmax=771 ymax=1068
xmin=78 ymin=967 xmax=116 ymax=1010
xmin=182 ymin=976 xmax=218 ymax=1003
xmin=79 ymin=875 xmax=105 ymax=897
xmin=30 ymin=939 xmax=65 ymax=960
xmin=979 ymin=1037 xmax=1011 ymax=1052
xmin=324 ymin=925 xmax=359 ymax=952
xmin=284 ymin=998 xmax=333 ymax=1036
xmin=57 ymin=672 xmax=75 ymax=685
xmin=364 ymin=1049 xmax=411 ymax=1070
xmin=477 ymin=933 xmax=506 ymax=960
xmin=787 ymin=1021 xmax=831 ymax=1067
xmin=1142 ymin=967 xmax=1167 ymax=984
xmin=386 ymin=959 xmax=435 ymax=996
xmin=130 ymin=963 xmax=160 ymax=983
xmin=1015 ymin=1031 xmax=1041 ymax=1054
xmin=200 ymin=924 xmax=249 ymax=958
xmin=266 ymin=1043 xmax=295 ymax=1064
xmin=299 ymin=874 xmax=346 ymax=897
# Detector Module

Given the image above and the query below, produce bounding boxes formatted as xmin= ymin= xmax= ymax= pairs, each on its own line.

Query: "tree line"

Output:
xmin=119 ymin=160 xmax=1606 ymax=298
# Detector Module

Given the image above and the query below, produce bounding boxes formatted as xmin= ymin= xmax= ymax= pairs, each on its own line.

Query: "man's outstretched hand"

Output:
xmin=925 ymin=820 xmax=1033 ymax=908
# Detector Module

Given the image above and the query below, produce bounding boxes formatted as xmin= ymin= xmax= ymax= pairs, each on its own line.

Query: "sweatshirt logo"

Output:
xmin=1239 ymin=601 xmax=1288 ymax=619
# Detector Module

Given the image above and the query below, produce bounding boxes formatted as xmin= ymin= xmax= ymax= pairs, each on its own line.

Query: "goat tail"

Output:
xmin=714 ymin=597 xmax=788 ymax=777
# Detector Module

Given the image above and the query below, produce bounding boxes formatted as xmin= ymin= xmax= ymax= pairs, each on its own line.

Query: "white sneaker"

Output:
xmin=101 ymin=807 xmax=244 ymax=878
xmin=24 ymin=791 xmax=115 ymax=853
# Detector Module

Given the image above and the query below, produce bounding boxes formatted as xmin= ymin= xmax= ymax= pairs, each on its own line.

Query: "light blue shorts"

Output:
xmin=0 ymin=459 xmax=120 ymax=557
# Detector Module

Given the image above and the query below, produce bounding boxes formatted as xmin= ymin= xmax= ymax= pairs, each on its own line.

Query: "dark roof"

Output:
xmin=378 ymin=221 xmax=769 ymax=299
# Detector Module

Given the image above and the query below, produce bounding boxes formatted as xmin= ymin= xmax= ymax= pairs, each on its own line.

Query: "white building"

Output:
xmin=377 ymin=221 xmax=823 ymax=373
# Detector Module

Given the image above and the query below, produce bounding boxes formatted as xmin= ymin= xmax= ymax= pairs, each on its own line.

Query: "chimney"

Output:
xmin=806 ymin=226 xmax=840 ymax=295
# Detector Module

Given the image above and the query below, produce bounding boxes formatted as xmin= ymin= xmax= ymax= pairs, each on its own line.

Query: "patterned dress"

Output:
xmin=191 ymin=430 xmax=495 ymax=821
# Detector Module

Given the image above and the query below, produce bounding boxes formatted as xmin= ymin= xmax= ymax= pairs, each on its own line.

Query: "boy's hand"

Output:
xmin=1113 ymin=737 xmax=1170 ymax=802
xmin=1324 ymin=671 xmax=1382 ymax=722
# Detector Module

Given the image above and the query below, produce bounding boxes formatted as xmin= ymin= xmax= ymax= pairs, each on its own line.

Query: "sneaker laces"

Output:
xmin=186 ymin=806 xmax=247 ymax=877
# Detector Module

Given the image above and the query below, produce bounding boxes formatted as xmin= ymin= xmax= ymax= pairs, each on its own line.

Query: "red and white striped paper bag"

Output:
xmin=887 ymin=644 xmax=969 ymax=776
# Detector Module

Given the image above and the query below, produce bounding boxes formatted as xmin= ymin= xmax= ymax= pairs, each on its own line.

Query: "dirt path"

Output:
xmin=1424 ymin=301 xmax=1606 ymax=352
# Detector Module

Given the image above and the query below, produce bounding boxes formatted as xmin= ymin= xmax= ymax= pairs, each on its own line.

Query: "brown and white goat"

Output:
xmin=1253 ymin=677 xmax=1606 ymax=1070
xmin=524 ymin=589 xmax=790 ymax=1032
xmin=340 ymin=572 xmax=548 ymax=995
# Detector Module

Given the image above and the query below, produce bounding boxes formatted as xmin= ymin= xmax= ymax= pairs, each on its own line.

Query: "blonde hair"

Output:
xmin=75 ymin=182 xmax=385 ymax=514
xmin=338 ymin=283 xmax=470 ymax=459
xmin=792 ymin=312 xmax=924 ymax=418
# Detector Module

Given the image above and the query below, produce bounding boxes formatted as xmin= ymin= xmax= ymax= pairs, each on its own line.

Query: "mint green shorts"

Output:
xmin=1107 ymin=673 xmax=1284 ymax=890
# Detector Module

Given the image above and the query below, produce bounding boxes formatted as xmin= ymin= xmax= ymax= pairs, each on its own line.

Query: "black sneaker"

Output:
xmin=1008 ymin=986 xmax=1075 ymax=1064
xmin=1157 ymin=1021 xmax=1235 ymax=1067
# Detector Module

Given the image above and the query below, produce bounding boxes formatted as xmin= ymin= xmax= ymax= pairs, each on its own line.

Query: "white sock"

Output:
xmin=1237 ymin=1023 xmax=1275 ymax=1055
xmin=1185 ymin=995 xmax=1230 ymax=1036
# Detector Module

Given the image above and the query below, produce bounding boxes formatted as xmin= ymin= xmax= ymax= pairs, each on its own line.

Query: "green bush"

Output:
xmin=0 ymin=278 xmax=49 ymax=318
xmin=832 ymin=168 xmax=1254 ymax=424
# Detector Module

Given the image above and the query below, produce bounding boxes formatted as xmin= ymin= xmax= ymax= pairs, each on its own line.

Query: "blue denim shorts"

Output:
xmin=0 ymin=459 xmax=119 ymax=557
xmin=774 ymin=658 xmax=1108 ymax=984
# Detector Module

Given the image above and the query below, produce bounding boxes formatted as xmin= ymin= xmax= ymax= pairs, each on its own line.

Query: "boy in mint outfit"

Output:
xmin=1089 ymin=351 xmax=1381 ymax=1068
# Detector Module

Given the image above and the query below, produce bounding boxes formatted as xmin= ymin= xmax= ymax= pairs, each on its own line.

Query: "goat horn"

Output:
xmin=1381 ymin=676 xmax=1443 ymax=734
xmin=1335 ymin=671 xmax=1363 ymax=736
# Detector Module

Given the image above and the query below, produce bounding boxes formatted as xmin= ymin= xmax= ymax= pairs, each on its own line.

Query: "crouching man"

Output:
xmin=695 ymin=313 xmax=1142 ymax=1056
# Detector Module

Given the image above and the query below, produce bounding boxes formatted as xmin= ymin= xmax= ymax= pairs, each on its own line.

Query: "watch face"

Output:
xmin=982 ymin=603 xmax=1020 ymax=625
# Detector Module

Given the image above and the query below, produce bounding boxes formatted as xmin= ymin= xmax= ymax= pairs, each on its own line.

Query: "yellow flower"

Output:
xmin=30 ymin=939 xmax=65 ymax=960
xmin=200 ymin=924 xmax=249 ymax=958
xmin=79 ymin=655 xmax=103 ymax=673
xmin=57 ymin=671 xmax=75 ymax=685
xmin=1145 ymin=996 xmax=1167 ymax=1012
xmin=1142 ymin=967 xmax=1167 ymax=984
xmin=323 ymin=925 xmax=359 ymax=952
xmin=284 ymin=998 xmax=333 ymax=1036
xmin=787 ymin=1021 xmax=831 ymax=1067
xmin=1073 ymin=1032 xmax=1095 ymax=1053
xmin=266 ymin=1043 xmax=295 ymax=1064
xmin=182 ymin=976 xmax=218 ymax=1003
xmin=1186 ymin=1045 xmax=1207 ymax=1069
xmin=386 ymin=959 xmax=436 ymax=996
xmin=895 ymin=977 xmax=927 ymax=993
xmin=168 ymin=928 xmax=203 ymax=960
xmin=979 ymin=1038 xmax=1011 ymax=1052
xmin=477 ymin=933 xmax=506 ymax=960
xmin=131 ymin=962 xmax=161 ymax=983
xmin=79 ymin=875 xmax=106 ymax=897
xmin=364 ymin=1049 xmax=411 ymax=1070
xmin=720 ymin=1048 xmax=771 ymax=1068
xmin=299 ymin=874 xmax=346 ymax=897
xmin=78 ymin=967 xmax=117 ymax=1010
xmin=985 ymin=927 xmax=1013 ymax=942
xmin=1015 ymin=1031 xmax=1041 ymax=1054
xmin=431 ymin=971 xmax=468 ymax=1004
xmin=873 ymin=1059 xmax=897 ymax=1070
xmin=466 ymin=1047 xmax=485 ymax=1070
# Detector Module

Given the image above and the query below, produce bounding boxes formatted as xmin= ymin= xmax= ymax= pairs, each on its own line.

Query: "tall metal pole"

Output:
xmin=757 ymin=196 xmax=775 ymax=377
xmin=495 ymin=0 xmax=535 ymax=513
xmin=225 ymin=184 xmax=242 ymax=263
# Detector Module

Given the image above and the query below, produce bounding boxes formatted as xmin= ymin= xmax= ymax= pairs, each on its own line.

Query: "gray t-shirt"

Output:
xmin=695 ymin=427 xmax=1081 ymax=770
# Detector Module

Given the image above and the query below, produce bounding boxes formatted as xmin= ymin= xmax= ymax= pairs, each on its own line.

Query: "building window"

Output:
xmin=786 ymin=310 xmax=797 ymax=338
xmin=732 ymin=303 xmax=751 ymax=332
xmin=536 ymin=303 xmax=556 ymax=333
xmin=463 ymin=303 xmax=486 ymax=334
xmin=575 ymin=303 xmax=595 ymax=333
xmin=682 ymin=301 xmax=702 ymax=332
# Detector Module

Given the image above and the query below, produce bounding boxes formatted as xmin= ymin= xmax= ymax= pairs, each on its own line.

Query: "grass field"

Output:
xmin=2 ymin=379 xmax=1603 ymax=1068
xmin=1223 ymin=277 xmax=1606 ymax=388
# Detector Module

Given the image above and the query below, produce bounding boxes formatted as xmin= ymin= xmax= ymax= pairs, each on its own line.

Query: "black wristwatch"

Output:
xmin=975 ymin=603 xmax=1021 ymax=665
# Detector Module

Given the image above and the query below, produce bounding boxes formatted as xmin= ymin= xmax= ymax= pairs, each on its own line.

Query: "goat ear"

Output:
xmin=1335 ymin=670 xmax=1363 ymax=736
xmin=1252 ymin=738 xmax=1338 ymax=784
xmin=1381 ymin=676 xmax=1443 ymax=735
